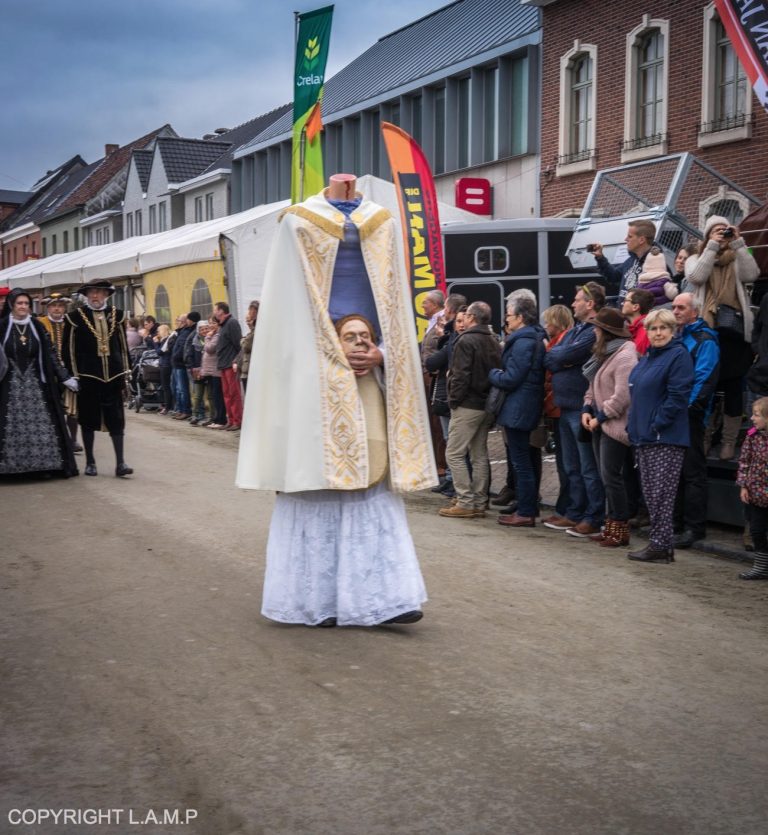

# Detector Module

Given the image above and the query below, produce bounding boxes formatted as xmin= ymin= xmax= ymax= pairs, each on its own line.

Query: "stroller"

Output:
xmin=128 ymin=348 xmax=163 ymax=412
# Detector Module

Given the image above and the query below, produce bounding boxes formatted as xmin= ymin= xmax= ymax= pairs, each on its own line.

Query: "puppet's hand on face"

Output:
xmin=348 ymin=340 xmax=383 ymax=377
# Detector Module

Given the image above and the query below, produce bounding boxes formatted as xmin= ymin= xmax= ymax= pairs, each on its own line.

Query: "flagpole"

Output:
xmin=299 ymin=127 xmax=307 ymax=202
xmin=293 ymin=11 xmax=307 ymax=202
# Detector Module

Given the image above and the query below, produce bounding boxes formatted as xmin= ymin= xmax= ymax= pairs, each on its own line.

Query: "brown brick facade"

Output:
xmin=539 ymin=0 xmax=768 ymax=218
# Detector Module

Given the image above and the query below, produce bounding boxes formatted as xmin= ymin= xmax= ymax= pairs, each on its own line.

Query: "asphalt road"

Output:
xmin=2 ymin=412 xmax=768 ymax=835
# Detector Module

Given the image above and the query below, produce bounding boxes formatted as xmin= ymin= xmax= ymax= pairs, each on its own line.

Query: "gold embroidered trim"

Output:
xmin=294 ymin=224 xmax=369 ymax=488
xmin=362 ymin=219 xmax=436 ymax=492
xmin=78 ymin=307 xmax=118 ymax=356
xmin=356 ymin=208 xmax=391 ymax=240
xmin=281 ymin=205 xmax=345 ymax=240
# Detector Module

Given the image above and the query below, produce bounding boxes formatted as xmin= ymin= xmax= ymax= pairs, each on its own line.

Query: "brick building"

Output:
xmin=526 ymin=0 xmax=768 ymax=221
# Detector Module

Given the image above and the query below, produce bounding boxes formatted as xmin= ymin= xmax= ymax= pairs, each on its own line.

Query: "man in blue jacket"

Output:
xmin=543 ymin=282 xmax=606 ymax=536
xmin=671 ymin=293 xmax=720 ymax=548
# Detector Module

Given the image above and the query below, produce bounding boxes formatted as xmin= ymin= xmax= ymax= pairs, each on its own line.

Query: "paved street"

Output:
xmin=2 ymin=411 xmax=768 ymax=835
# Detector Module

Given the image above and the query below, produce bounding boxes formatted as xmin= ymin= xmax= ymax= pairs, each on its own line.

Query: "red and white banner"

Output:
xmin=715 ymin=0 xmax=768 ymax=112
xmin=381 ymin=122 xmax=447 ymax=342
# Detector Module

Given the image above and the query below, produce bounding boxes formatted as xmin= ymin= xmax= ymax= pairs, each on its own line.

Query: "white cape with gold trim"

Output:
xmin=236 ymin=193 xmax=437 ymax=494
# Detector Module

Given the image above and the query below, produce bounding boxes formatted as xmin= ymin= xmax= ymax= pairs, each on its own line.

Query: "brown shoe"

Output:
xmin=472 ymin=508 xmax=487 ymax=518
xmin=542 ymin=516 xmax=577 ymax=531
xmin=498 ymin=513 xmax=535 ymax=527
xmin=566 ymin=521 xmax=601 ymax=538
xmin=438 ymin=505 xmax=475 ymax=518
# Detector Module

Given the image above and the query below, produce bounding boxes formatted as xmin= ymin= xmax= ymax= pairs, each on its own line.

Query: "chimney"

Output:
xmin=105 ymin=144 xmax=119 ymax=156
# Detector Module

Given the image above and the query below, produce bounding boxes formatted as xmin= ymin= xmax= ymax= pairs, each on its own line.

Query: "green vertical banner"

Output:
xmin=292 ymin=5 xmax=334 ymax=204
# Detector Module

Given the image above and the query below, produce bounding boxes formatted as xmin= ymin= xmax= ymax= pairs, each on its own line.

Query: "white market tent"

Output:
xmin=0 ymin=175 xmax=481 ymax=319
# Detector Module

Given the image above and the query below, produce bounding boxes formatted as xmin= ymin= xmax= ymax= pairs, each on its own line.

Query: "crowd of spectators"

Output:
xmin=135 ymin=299 xmax=258 ymax=432
xmin=421 ymin=218 xmax=768 ymax=580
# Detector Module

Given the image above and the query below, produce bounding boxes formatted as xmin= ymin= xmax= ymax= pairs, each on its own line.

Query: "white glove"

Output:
xmin=63 ymin=377 xmax=79 ymax=392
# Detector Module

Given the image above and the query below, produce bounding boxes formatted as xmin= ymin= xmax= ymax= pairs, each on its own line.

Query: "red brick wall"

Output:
xmin=539 ymin=0 xmax=768 ymax=218
xmin=1 ymin=231 xmax=41 ymax=270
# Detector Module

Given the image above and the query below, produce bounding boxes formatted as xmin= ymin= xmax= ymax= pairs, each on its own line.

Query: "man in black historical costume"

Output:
xmin=39 ymin=292 xmax=83 ymax=453
xmin=62 ymin=279 xmax=133 ymax=477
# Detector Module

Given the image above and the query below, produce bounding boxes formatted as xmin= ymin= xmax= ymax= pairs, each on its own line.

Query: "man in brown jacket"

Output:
xmin=440 ymin=301 xmax=502 ymax=518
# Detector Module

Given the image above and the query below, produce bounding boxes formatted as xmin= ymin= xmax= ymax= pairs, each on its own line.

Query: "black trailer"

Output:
xmin=442 ymin=217 xmax=614 ymax=332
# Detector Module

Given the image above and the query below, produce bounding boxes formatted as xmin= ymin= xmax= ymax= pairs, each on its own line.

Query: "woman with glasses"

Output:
xmin=626 ymin=308 xmax=693 ymax=563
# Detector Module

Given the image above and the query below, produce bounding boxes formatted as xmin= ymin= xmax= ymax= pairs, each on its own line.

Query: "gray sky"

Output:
xmin=0 ymin=0 xmax=446 ymax=191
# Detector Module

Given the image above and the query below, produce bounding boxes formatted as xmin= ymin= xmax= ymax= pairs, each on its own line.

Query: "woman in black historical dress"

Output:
xmin=0 ymin=288 xmax=78 ymax=478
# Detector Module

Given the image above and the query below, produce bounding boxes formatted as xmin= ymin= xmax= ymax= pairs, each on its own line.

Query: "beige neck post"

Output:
xmin=327 ymin=173 xmax=357 ymax=200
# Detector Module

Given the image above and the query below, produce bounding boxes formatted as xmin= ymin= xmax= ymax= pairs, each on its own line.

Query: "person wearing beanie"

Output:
xmin=581 ymin=308 xmax=638 ymax=547
xmin=636 ymin=247 xmax=677 ymax=308
xmin=685 ymin=215 xmax=760 ymax=460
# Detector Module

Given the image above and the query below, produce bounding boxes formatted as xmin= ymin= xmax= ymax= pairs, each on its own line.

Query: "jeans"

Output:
xmin=592 ymin=431 xmax=629 ymax=522
xmin=160 ymin=365 xmax=173 ymax=410
xmin=558 ymin=408 xmax=605 ymax=526
xmin=505 ymin=427 xmax=537 ymax=517
xmin=207 ymin=375 xmax=227 ymax=425
xmin=446 ymin=407 xmax=494 ymax=509
xmin=172 ymin=367 xmax=190 ymax=414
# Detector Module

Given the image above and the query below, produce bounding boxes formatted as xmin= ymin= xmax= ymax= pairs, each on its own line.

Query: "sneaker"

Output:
xmin=566 ymin=521 xmax=601 ymax=538
xmin=542 ymin=516 xmax=577 ymax=530
xmin=438 ymin=504 xmax=475 ymax=518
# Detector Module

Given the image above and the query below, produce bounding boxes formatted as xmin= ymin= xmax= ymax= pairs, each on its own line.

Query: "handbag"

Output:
xmin=430 ymin=375 xmax=450 ymax=417
xmin=715 ymin=304 xmax=745 ymax=338
xmin=484 ymin=384 xmax=507 ymax=417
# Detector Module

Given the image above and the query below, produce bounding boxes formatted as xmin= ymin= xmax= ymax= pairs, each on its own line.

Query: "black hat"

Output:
xmin=78 ymin=279 xmax=115 ymax=297
xmin=1 ymin=287 xmax=33 ymax=317
xmin=187 ymin=311 xmax=201 ymax=323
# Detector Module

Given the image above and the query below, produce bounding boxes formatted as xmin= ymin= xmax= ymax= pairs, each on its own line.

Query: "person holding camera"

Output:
xmin=684 ymin=215 xmax=760 ymax=460
xmin=588 ymin=220 xmax=658 ymax=306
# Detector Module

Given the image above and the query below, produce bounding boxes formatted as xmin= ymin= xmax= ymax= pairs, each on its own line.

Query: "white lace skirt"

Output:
xmin=262 ymin=482 xmax=427 ymax=626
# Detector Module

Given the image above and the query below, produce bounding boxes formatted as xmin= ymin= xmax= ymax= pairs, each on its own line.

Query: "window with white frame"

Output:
xmin=205 ymin=192 xmax=214 ymax=220
xmin=149 ymin=204 xmax=157 ymax=234
xmin=699 ymin=187 xmax=751 ymax=230
xmin=475 ymin=246 xmax=509 ymax=274
xmin=699 ymin=4 xmax=751 ymax=146
xmin=557 ymin=42 xmax=597 ymax=176
xmin=126 ymin=213 xmax=134 ymax=238
xmin=194 ymin=196 xmax=203 ymax=223
xmin=135 ymin=210 xmax=142 ymax=236
xmin=622 ymin=16 xmax=669 ymax=162
xmin=159 ymin=202 xmax=167 ymax=232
